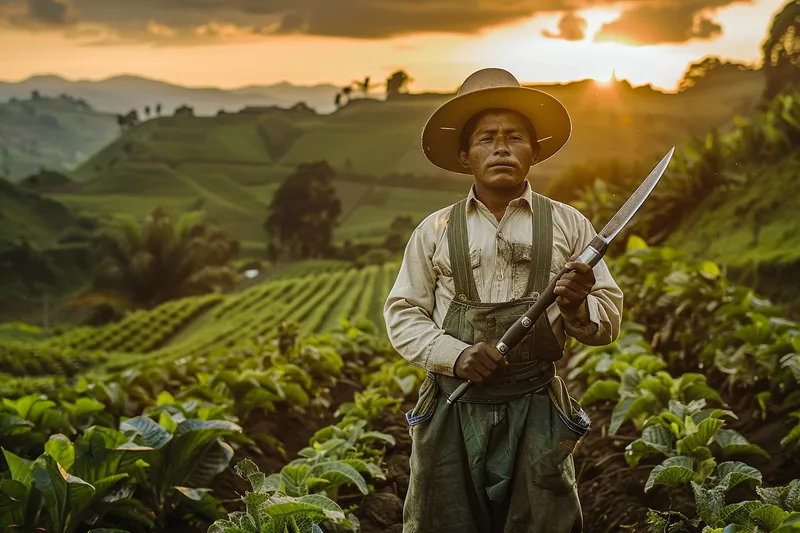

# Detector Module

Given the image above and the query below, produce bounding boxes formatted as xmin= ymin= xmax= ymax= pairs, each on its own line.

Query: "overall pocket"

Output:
xmin=548 ymin=375 xmax=591 ymax=455
xmin=405 ymin=373 xmax=439 ymax=433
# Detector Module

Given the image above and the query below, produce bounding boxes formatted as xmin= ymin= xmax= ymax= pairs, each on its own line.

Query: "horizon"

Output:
xmin=0 ymin=0 xmax=787 ymax=93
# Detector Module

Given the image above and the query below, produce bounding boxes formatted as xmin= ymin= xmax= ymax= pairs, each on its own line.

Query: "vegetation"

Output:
xmin=0 ymin=94 xmax=118 ymax=181
xmin=0 ymin=237 xmax=797 ymax=533
xmin=265 ymin=161 xmax=342 ymax=261
xmin=762 ymin=0 xmax=800 ymax=100
xmin=69 ymin=206 xmax=240 ymax=322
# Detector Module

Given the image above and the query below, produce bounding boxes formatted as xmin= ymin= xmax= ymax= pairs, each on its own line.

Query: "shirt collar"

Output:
xmin=466 ymin=179 xmax=535 ymax=213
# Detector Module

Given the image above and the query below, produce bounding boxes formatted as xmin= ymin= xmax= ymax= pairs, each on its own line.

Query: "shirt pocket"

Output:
xmin=510 ymin=242 xmax=536 ymax=297
xmin=433 ymin=248 xmax=483 ymax=298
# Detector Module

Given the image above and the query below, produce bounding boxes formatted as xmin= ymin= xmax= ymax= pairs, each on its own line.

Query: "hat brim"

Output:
xmin=421 ymin=86 xmax=572 ymax=175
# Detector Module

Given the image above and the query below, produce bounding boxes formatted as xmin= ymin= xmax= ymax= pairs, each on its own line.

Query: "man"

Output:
xmin=383 ymin=68 xmax=623 ymax=533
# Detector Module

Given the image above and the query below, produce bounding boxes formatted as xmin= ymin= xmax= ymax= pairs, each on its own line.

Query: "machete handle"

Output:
xmin=445 ymin=237 xmax=608 ymax=406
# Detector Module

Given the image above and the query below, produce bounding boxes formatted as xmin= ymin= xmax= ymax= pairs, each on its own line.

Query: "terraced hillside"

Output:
xmin=45 ymin=71 xmax=765 ymax=248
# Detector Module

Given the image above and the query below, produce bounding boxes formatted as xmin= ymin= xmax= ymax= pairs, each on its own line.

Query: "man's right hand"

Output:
xmin=453 ymin=342 xmax=505 ymax=383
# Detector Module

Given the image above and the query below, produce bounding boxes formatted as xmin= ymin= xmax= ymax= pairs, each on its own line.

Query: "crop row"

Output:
xmin=44 ymin=293 xmax=224 ymax=353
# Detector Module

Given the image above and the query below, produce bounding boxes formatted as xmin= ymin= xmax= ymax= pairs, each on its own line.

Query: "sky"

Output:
xmin=0 ymin=0 xmax=789 ymax=92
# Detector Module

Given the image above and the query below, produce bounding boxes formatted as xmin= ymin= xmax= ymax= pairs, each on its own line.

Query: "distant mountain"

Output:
xmin=0 ymin=74 xmax=344 ymax=116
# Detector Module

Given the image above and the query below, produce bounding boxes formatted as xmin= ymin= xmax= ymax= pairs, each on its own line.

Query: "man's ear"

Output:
xmin=458 ymin=149 xmax=471 ymax=169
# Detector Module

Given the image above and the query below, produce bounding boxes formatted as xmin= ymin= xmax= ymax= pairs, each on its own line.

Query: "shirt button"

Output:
xmin=498 ymin=231 xmax=503 ymax=239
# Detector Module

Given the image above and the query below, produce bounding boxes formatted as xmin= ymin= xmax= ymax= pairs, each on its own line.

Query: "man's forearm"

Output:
xmin=384 ymin=298 xmax=469 ymax=376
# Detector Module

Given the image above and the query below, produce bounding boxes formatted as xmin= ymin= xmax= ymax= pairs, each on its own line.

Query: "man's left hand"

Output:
xmin=554 ymin=256 xmax=596 ymax=314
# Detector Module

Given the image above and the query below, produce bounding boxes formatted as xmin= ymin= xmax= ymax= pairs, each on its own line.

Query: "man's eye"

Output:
xmin=479 ymin=136 xmax=492 ymax=142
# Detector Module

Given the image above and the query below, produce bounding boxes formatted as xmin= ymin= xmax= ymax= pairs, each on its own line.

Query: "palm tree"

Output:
xmin=71 ymin=207 xmax=240 ymax=319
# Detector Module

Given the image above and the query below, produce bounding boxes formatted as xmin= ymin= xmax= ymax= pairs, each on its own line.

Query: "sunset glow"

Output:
xmin=0 ymin=0 xmax=788 ymax=92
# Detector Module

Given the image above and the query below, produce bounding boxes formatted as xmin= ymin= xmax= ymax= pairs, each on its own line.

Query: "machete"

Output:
xmin=446 ymin=146 xmax=676 ymax=405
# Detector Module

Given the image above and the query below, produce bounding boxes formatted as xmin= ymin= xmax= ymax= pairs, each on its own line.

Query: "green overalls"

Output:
xmin=403 ymin=194 xmax=591 ymax=533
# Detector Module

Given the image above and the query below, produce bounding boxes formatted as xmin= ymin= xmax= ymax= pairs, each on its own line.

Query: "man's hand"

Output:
xmin=554 ymin=256 xmax=596 ymax=314
xmin=453 ymin=342 xmax=505 ymax=383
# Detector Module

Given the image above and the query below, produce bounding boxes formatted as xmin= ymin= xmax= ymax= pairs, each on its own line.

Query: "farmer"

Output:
xmin=383 ymin=68 xmax=624 ymax=533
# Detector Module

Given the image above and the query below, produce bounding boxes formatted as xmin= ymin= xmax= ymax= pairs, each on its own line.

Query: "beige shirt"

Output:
xmin=383 ymin=180 xmax=624 ymax=377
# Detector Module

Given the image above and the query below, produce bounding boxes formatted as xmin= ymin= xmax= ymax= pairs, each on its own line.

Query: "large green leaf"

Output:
xmin=715 ymin=430 xmax=771 ymax=460
xmin=164 ymin=419 xmax=241 ymax=488
xmin=750 ymin=504 xmax=790 ymax=530
xmin=677 ymin=417 xmax=724 ymax=456
xmin=772 ymin=513 xmax=800 ymax=532
xmin=579 ymin=380 xmax=620 ymax=406
xmin=714 ymin=501 xmax=763 ymax=528
xmin=2 ymin=449 xmax=33 ymax=487
xmin=310 ymin=462 xmax=368 ymax=495
xmin=45 ymin=434 xmax=75 ymax=472
xmin=119 ymin=416 xmax=172 ymax=450
xmin=645 ymin=456 xmax=696 ymax=492
xmin=692 ymin=482 xmax=726 ymax=526
xmin=184 ymin=439 xmax=234 ymax=487
xmin=30 ymin=455 xmax=64 ymax=523
xmin=625 ymin=424 xmax=674 ymax=467
xmin=0 ymin=414 xmax=34 ymax=438
xmin=714 ymin=462 xmax=763 ymax=492
xmin=280 ymin=464 xmax=311 ymax=497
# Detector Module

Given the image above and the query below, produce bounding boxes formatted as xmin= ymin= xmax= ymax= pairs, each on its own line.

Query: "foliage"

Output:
xmin=678 ymin=57 xmax=755 ymax=92
xmin=71 ymin=206 xmax=240 ymax=319
xmin=265 ymin=161 xmax=342 ymax=262
xmin=568 ymin=91 xmax=800 ymax=256
xmin=762 ymin=0 xmax=800 ymax=100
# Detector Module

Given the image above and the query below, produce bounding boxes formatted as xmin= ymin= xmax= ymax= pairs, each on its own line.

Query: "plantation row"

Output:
xmin=0 ymin=262 xmax=400 ymax=387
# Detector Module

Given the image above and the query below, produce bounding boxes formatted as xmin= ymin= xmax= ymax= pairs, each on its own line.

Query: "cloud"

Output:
xmin=542 ymin=11 xmax=588 ymax=41
xmin=594 ymin=0 xmax=751 ymax=45
xmin=0 ymin=0 xmax=750 ymax=45
xmin=28 ymin=0 xmax=71 ymax=24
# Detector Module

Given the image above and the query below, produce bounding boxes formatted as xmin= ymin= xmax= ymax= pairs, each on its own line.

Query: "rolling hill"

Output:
xmin=48 ymin=69 xmax=766 ymax=248
xmin=0 ymin=95 xmax=119 ymax=181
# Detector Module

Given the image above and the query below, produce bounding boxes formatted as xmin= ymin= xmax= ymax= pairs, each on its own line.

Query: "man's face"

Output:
xmin=458 ymin=110 xmax=537 ymax=189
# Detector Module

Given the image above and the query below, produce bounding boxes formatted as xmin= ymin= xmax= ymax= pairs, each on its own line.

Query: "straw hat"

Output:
xmin=421 ymin=68 xmax=572 ymax=174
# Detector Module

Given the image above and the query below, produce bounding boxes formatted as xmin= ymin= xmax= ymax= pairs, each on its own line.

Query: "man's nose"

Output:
xmin=493 ymin=136 xmax=511 ymax=155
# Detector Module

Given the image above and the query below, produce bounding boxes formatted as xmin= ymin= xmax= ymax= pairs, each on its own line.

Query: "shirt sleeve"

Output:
xmin=383 ymin=222 xmax=469 ymax=377
xmin=560 ymin=210 xmax=624 ymax=346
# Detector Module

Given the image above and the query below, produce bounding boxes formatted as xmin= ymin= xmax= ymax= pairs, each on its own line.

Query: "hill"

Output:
xmin=666 ymin=153 xmax=800 ymax=309
xmin=0 ymin=74 xmax=343 ymax=116
xmin=0 ymin=95 xmax=119 ymax=181
xmin=0 ymin=178 xmax=94 ymax=302
xmin=50 ymin=70 xmax=765 ymax=248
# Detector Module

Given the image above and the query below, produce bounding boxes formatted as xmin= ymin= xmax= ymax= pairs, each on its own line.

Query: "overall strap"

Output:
xmin=525 ymin=192 xmax=554 ymax=296
xmin=447 ymin=199 xmax=481 ymax=302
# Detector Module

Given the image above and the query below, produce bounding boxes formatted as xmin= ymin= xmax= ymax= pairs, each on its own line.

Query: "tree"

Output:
xmin=156 ymin=103 xmax=162 ymax=116
xmin=174 ymin=105 xmax=194 ymax=117
xmin=145 ymin=105 xmax=151 ymax=118
xmin=264 ymin=161 xmax=342 ymax=261
xmin=762 ymin=0 xmax=799 ymax=100
xmin=335 ymin=93 xmax=342 ymax=108
xmin=678 ymin=56 xmax=753 ymax=92
xmin=386 ymin=70 xmax=411 ymax=100
xmin=383 ymin=215 xmax=416 ymax=252
xmin=31 ymin=90 xmax=41 ymax=100
xmin=70 ymin=207 xmax=240 ymax=319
